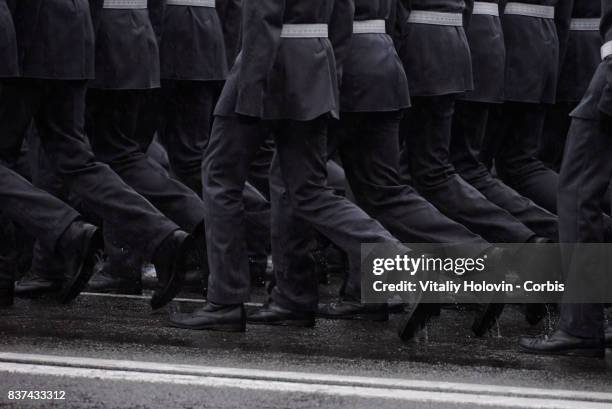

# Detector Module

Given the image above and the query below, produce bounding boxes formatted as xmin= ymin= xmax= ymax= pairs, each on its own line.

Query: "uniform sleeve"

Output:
xmin=329 ymin=0 xmax=355 ymax=88
xmin=599 ymin=0 xmax=612 ymax=119
xmin=235 ymin=0 xmax=285 ymax=116
xmin=216 ymin=0 xmax=243 ymax=65
xmin=148 ymin=0 xmax=166 ymax=42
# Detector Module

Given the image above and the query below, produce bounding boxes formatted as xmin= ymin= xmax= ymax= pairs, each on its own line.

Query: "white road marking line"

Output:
xmin=79 ymin=292 xmax=263 ymax=307
xmin=0 ymin=362 xmax=610 ymax=409
xmin=0 ymin=353 xmax=611 ymax=408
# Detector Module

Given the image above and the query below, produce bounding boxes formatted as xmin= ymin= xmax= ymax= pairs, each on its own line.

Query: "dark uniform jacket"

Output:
xmin=499 ymin=0 xmax=573 ymax=103
xmin=556 ymin=0 xmax=601 ymax=102
xmin=216 ymin=0 xmax=242 ymax=66
xmin=158 ymin=1 xmax=228 ymax=81
xmin=341 ymin=0 xmax=410 ymax=112
xmin=13 ymin=0 xmax=96 ymax=80
xmin=462 ymin=0 xmax=505 ymax=103
xmin=90 ymin=0 xmax=160 ymax=89
xmin=396 ymin=0 xmax=474 ymax=97
xmin=572 ymin=0 xmax=612 ymax=120
xmin=0 ymin=0 xmax=18 ymax=78
xmin=215 ymin=0 xmax=353 ymax=121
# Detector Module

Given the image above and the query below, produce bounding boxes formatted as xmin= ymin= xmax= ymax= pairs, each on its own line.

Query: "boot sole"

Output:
xmin=151 ymin=234 xmax=194 ymax=310
xmin=59 ymin=228 xmax=103 ymax=304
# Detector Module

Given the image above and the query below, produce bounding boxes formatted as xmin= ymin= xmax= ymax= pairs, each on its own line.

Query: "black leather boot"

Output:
xmin=151 ymin=230 xmax=194 ymax=310
xmin=169 ymin=302 xmax=246 ymax=332
xmin=318 ymin=299 xmax=388 ymax=321
xmin=86 ymin=268 xmax=142 ymax=295
xmin=14 ymin=272 xmax=63 ymax=298
xmin=519 ymin=329 xmax=605 ymax=358
xmin=57 ymin=221 xmax=104 ymax=304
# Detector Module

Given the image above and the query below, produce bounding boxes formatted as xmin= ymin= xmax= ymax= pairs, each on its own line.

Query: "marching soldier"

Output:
xmin=157 ymin=0 xmax=271 ymax=285
xmin=520 ymin=0 xmax=612 ymax=357
xmin=169 ymin=0 xmax=411 ymax=332
xmin=0 ymin=0 xmax=104 ymax=306
xmin=247 ymin=0 xmax=507 ymax=339
xmin=539 ymin=0 xmax=602 ymax=171
xmin=397 ymin=0 xmax=545 ymax=246
xmin=0 ymin=0 xmax=196 ymax=309
xmin=83 ymin=0 xmax=210 ymax=301
xmin=484 ymin=0 xmax=573 ymax=213
xmin=450 ymin=0 xmax=560 ymax=241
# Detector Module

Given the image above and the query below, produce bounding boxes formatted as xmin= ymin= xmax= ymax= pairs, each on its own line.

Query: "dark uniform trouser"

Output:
xmin=451 ymin=100 xmax=559 ymax=241
xmin=270 ymin=111 xmax=492 ymax=311
xmin=487 ymin=102 xmax=559 ymax=213
xmin=86 ymin=88 xmax=205 ymax=235
xmin=248 ymin=135 xmax=350 ymax=202
xmin=0 ymin=79 xmax=179 ymax=259
xmin=540 ymin=103 xmax=612 ymax=214
xmin=558 ymin=118 xmax=610 ymax=339
xmin=159 ymin=80 xmax=219 ymax=195
xmin=159 ymin=80 xmax=271 ymax=261
xmin=203 ymin=114 xmax=397 ymax=305
xmin=402 ymin=95 xmax=536 ymax=243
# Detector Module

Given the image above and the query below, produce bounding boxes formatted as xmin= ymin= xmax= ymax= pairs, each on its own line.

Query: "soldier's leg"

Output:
xmin=160 ymin=80 xmax=219 ymax=194
xmin=15 ymin=128 xmax=73 ymax=296
xmin=341 ymin=111 xmax=490 ymax=254
xmin=201 ymin=115 xmax=269 ymax=305
xmin=557 ymin=118 xmax=611 ymax=340
xmin=268 ymin=157 xmax=319 ymax=313
xmin=272 ymin=116 xmax=400 ymax=302
xmin=402 ymin=95 xmax=536 ymax=243
xmin=86 ymin=88 xmax=204 ymax=236
xmin=23 ymin=78 xmax=192 ymax=308
xmin=494 ymin=102 xmax=559 ymax=213
xmin=452 ymin=100 xmax=559 ymax=240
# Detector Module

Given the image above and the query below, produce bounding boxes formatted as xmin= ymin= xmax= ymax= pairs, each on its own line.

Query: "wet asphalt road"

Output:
xmin=0 ymin=284 xmax=611 ymax=409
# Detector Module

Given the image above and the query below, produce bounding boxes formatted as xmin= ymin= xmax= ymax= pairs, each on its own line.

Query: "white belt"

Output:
xmin=504 ymin=3 xmax=555 ymax=19
xmin=167 ymin=0 xmax=215 ymax=6
xmin=473 ymin=2 xmax=499 ymax=17
xmin=570 ymin=18 xmax=600 ymax=31
xmin=407 ymin=11 xmax=463 ymax=27
xmin=601 ymin=41 xmax=612 ymax=60
xmin=353 ymin=20 xmax=386 ymax=34
xmin=280 ymin=24 xmax=328 ymax=38
xmin=103 ymin=0 xmax=147 ymax=9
